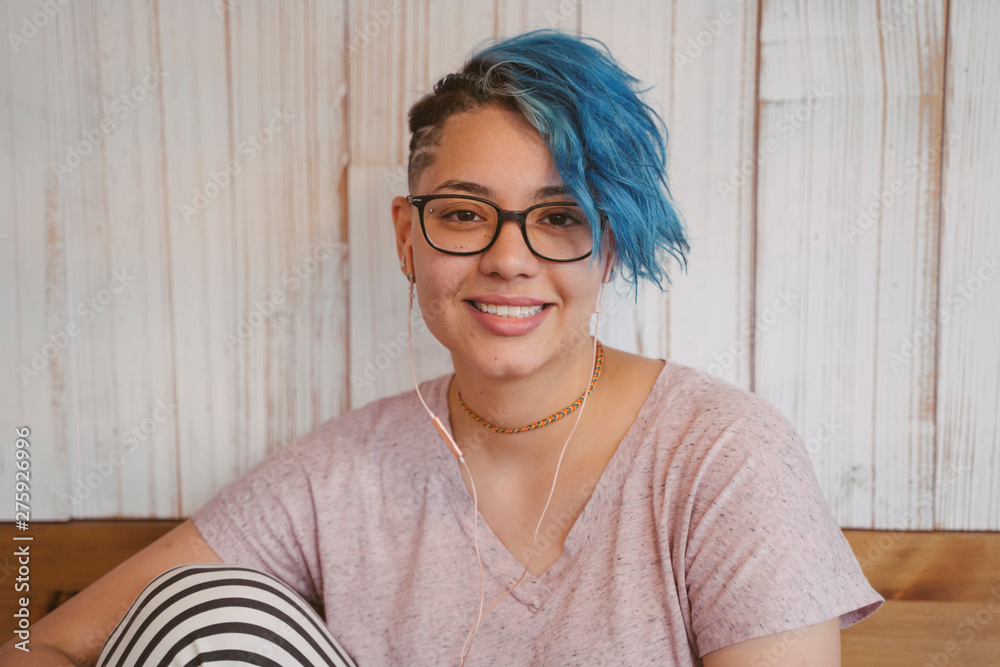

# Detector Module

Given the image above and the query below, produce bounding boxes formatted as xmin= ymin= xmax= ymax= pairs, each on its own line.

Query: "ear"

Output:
xmin=602 ymin=233 xmax=617 ymax=283
xmin=392 ymin=195 xmax=415 ymax=277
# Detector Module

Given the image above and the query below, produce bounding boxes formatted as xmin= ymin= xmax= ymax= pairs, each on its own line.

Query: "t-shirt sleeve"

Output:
xmin=191 ymin=439 xmax=323 ymax=606
xmin=679 ymin=395 xmax=884 ymax=656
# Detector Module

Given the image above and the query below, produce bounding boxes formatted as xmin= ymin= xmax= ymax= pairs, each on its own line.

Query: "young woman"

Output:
xmin=3 ymin=30 xmax=882 ymax=666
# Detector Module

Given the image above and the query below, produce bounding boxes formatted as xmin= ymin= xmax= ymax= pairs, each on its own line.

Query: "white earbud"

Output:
xmin=602 ymin=261 xmax=614 ymax=283
xmin=400 ymin=255 xmax=414 ymax=283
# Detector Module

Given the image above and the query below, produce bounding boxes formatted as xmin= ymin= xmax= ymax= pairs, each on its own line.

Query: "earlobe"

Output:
xmin=392 ymin=195 xmax=416 ymax=280
xmin=602 ymin=243 xmax=617 ymax=283
xmin=400 ymin=255 xmax=415 ymax=283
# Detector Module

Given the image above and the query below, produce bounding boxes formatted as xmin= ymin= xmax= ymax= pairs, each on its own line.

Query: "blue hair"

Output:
xmin=407 ymin=29 xmax=688 ymax=292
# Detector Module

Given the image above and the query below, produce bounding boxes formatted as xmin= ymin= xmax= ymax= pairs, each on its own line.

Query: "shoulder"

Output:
xmin=630 ymin=360 xmax=818 ymax=518
xmin=642 ymin=360 xmax=801 ymax=454
xmin=247 ymin=374 xmax=453 ymax=483
xmin=296 ymin=374 xmax=452 ymax=453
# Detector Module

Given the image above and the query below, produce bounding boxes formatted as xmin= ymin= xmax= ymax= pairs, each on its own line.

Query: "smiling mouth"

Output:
xmin=470 ymin=301 xmax=546 ymax=318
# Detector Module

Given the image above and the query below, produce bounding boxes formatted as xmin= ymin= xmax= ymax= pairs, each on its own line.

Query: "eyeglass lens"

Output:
xmin=422 ymin=197 xmax=592 ymax=261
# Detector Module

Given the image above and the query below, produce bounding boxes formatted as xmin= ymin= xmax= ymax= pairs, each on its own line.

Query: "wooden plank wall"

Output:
xmin=0 ymin=0 xmax=997 ymax=531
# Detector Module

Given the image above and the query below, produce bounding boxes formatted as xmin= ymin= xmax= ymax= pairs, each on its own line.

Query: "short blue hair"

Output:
xmin=407 ymin=29 xmax=688 ymax=292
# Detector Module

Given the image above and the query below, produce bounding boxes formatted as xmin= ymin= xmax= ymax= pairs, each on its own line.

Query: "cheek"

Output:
xmin=413 ymin=261 xmax=463 ymax=334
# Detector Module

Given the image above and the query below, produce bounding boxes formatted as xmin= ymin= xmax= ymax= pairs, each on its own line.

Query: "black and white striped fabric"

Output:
xmin=97 ymin=564 xmax=356 ymax=667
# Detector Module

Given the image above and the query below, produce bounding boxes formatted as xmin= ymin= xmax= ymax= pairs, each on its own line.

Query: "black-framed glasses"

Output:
xmin=407 ymin=194 xmax=595 ymax=262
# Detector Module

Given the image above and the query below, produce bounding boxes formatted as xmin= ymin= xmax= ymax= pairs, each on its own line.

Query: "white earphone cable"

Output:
xmin=405 ymin=272 xmax=606 ymax=666
xmin=460 ymin=282 xmax=604 ymax=664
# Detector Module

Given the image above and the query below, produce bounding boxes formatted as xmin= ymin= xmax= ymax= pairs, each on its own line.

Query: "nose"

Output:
xmin=478 ymin=217 xmax=539 ymax=278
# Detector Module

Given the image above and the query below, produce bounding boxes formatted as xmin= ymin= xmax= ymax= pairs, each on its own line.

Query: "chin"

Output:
xmin=452 ymin=337 xmax=563 ymax=381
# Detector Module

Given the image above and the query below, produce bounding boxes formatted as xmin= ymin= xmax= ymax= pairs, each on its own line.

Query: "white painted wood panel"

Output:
xmin=935 ymin=0 xmax=1000 ymax=531
xmin=1 ymin=0 xmax=997 ymax=531
xmin=57 ymin=0 xmax=180 ymax=518
xmin=1 ymin=0 xmax=348 ymax=519
xmin=221 ymin=0 xmax=348 ymax=491
xmin=156 ymin=1 xmax=242 ymax=516
xmin=582 ymin=0 xmax=758 ymax=389
xmin=0 ymin=0 xmax=71 ymax=520
xmin=869 ymin=0 xmax=948 ymax=530
xmin=755 ymin=0 xmax=945 ymax=529
xmin=348 ymin=164 xmax=452 ymax=409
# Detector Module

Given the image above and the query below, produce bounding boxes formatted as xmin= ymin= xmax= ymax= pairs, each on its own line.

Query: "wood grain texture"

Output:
xmin=934 ymin=0 xmax=1000 ymax=531
xmin=345 ymin=0 xmax=586 ymax=409
xmin=0 ymin=0 xmax=72 ymax=521
xmin=842 ymin=600 xmax=1000 ymax=667
xmin=0 ymin=0 xmax=997 ymax=533
xmin=581 ymin=0 xmax=758 ymax=388
xmin=845 ymin=530 xmax=1000 ymax=666
xmin=0 ymin=521 xmax=182 ymax=652
xmin=844 ymin=530 xmax=1000 ymax=602
xmin=3 ymin=523 xmax=998 ymax=666
xmin=0 ymin=0 xmax=349 ymax=520
xmin=754 ymin=0 xmax=946 ymax=529
xmin=215 ymin=0 xmax=349 ymax=511
xmin=348 ymin=164 xmax=453 ymax=409
xmin=55 ymin=0 xmax=181 ymax=519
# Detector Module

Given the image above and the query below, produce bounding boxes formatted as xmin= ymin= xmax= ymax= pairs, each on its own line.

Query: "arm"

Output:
xmin=0 ymin=519 xmax=221 ymax=666
xmin=702 ymin=617 xmax=841 ymax=667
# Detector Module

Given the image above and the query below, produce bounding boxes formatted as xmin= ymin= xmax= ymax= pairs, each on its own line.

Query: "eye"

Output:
xmin=537 ymin=207 xmax=586 ymax=228
xmin=450 ymin=209 xmax=483 ymax=222
xmin=545 ymin=213 xmax=577 ymax=226
xmin=430 ymin=200 xmax=492 ymax=224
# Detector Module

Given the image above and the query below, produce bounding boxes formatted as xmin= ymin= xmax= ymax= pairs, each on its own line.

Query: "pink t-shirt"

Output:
xmin=192 ymin=361 xmax=882 ymax=665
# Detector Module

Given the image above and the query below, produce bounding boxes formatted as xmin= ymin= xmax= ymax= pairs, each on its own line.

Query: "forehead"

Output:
xmin=415 ymin=106 xmax=564 ymax=197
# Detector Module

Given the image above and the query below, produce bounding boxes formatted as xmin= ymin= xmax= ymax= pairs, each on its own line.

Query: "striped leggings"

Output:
xmin=97 ymin=564 xmax=356 ymax=667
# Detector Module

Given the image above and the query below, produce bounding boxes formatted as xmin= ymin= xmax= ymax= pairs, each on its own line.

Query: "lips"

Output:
xmin=464 ymin=297 xmax=552 ymax=335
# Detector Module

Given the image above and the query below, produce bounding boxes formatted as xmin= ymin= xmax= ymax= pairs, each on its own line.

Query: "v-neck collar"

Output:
xmin=425 ymin=361 xmax=674 ymax=610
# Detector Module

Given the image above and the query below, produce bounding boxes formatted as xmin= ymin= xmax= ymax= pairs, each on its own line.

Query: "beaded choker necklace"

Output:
xmin=457 ymin=342 xmax=605 ymax=434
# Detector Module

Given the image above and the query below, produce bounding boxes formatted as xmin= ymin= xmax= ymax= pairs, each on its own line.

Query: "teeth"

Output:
xmin=473 ymin=302 xmax=544 ymax=318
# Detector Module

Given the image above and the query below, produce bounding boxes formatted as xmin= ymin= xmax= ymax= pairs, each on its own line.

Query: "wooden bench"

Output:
xmin=2 ymin=522 xmax=998 ymax=664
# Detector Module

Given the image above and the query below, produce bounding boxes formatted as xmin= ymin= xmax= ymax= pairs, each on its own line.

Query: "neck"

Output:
xmin=448 ymin=337 xmax=601 ymax=465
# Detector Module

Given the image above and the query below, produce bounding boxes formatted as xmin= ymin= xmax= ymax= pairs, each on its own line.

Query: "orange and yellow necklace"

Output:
xmin=457 ymin=342 xmax=605 ymax=434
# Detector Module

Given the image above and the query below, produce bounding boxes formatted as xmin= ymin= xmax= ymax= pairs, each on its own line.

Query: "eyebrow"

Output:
xmin=431 ymin=180 xmax=574 ymax=202
xmin=432 ymin=180 xmax=494 ymax=198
